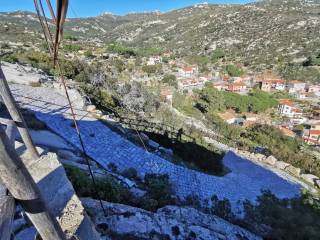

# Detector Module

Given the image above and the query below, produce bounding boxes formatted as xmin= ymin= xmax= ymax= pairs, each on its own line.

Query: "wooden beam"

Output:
xmin=0 ymin=65 xmax=39 ymax=160
xmin=0 ymin=127 xmax=66 ymax=240
xmin=0 ymin=192 xmax=15 ymax=240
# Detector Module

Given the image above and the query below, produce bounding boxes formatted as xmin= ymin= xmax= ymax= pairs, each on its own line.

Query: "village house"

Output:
xmin=160 ymin=87 xmax=173 ymax=105
xmin=294 ymin=91 xmax=308 ymax=100
xmin=147 ymin=56 xmax=162 ymax=65
xmin=178 ymin=77 xmax=206 ymax=92
xmin=303 ymin=124 xmax=320 ymax=145
xmin=178 ymin=66 xmax=198 ymax=78
xmin=287 ymin=80 xmax=306 ymax=93
xmin=259 ymin=79 xmax=286 ymax=92
xmin=307 ymin=84 xmax=320 ymax=96
xmin=278 ymin=99 xmax=303 ymax=118
xmin=227 ymin=82 xmax=247 ymax=92
xmin=213 ymin=82 xmax=229 ymax=91
xmin=289 ymin=117 xmax=307 ymax=125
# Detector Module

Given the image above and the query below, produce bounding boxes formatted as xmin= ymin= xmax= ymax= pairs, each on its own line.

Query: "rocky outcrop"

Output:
xmin=263 ymin=156 xmax=277 ymax=166
xmin=301 ymin=174 xmax=319 ymax=185
xmin=82 ymin=198 xmax=262 ymax=240
xmin=285 ymin=165 xmax=301 ymax=177
xmin=274 ymin=161 xmax=290 ymax=170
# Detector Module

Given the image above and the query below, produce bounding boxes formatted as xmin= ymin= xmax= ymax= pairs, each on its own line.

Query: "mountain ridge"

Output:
xmin=1 ymin=0 xmax=320 ymax=68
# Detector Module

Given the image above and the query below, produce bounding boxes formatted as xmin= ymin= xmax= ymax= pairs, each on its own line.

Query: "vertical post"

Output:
xmin=0 ymin=127 xmax=66 ymax=240
xmin=0 ymin=192 xmax=15 ymax=240
xmin=0 ymin=65 xmax=39 ymax=160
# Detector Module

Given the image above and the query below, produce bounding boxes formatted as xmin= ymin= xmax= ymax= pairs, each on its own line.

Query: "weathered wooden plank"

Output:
xmin=0 ymin=194 xmax=15 ymax=240
xmin=0 ymin=118 xmax=18 ymax=148
xmin=0 ymin=127 xmax=66 ymax=240
xmin=5 ymin=121 xmax=17 ymax=147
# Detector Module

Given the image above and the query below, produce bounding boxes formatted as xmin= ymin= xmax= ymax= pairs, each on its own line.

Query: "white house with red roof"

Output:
xmin=178 ymin=77 xmax=206 ymax=92
xmin=260 ymin=79 xmax=286 ymax=92
xmin=213 ymin=82 xmax=229 ymax=91
xmin=227 ymin=82 xmax=247 ymax=92
xmin=303 ymin=124 xmax=320 ymax=145
xmin=278 ymin=99 xmax=303 ymax=118
xmin=178 ymin=66 xmax=198 ymax=78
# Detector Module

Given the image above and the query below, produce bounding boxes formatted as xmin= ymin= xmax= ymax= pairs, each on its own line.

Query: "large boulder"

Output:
xmin=254 ymin=153 xmax=267 ymax=162
xmin=86 ymin=105 xmax=96 ymax=112
xmin=263 ymin=155 xmax=277 ymax=166
xmin=285 ymin=165 xmax=301 ymax=177
xmin=300 ymin=174 xmax=319 ymax=186
xmin=275 ymin=161 xmax=290 ymax=170
xmin=82 ymin=198 xmax=262 ymax=240
xmin=148 ymin=140 xmax=160 ymax=149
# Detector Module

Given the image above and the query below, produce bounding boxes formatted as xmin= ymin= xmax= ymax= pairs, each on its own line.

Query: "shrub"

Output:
xmin=1 ymin=53 xmax=18 ymax=63
xmin=242 ymin=190 xmax=320 ymax=239
xmin=65 ymin=165 xmax=130 ymax=203
xmin=162 ymin=74 xmax=177 ymax=88
xmin=142 ymin=64 xmax=162 ymax=75
xmin=84 ymin=50 xmax=94 ymax=58
xmin=144 ymin=174 xmax=174 ymax=208
xmin=122 ymin=168 xmax=138 ymax=180
xmin=107 ymin=162 xmax=118 ymax=173
xmin=245 ymin=124 xmax=318 ymax=176
xmin=29 ymin=82 xmax=41 ymax=87
xmin=226 ymin=64 xmax=243 ymax=77
xmin=211 ymin=195 xmax=235 ymax=221
xmin=64 ymin=35 xmax=78 ymax=41
xmin=139 ymin=197 xmax=158 ymax=212
xmin=211 ymin=48 xmax=225 ymax=62
xmin=63 ymin=44 xmax=82 ymax=52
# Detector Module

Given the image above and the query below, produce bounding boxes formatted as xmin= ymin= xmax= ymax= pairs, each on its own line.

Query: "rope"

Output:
xmin=33 ymin=0 xmax=108 ymax=217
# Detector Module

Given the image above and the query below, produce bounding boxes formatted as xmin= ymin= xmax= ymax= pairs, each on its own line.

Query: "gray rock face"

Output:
xmin=263 ymin=156 xmax=277 ymax=166
xmin=254 ymin=153 xmax=267 ymax=161
xmin=82 ymin=198 xmax=262 ymax=240
xmin=301 ymin=174 xmax=319 ymax=185
xmin=285 ymin=165 xmax=301 ymax=177
xmin=274 ymin=161 xmax=290 ymax=170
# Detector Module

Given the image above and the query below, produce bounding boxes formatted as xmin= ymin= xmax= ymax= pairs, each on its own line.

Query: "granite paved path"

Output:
xmin=9 ymin=84 xmax=302 ymax=207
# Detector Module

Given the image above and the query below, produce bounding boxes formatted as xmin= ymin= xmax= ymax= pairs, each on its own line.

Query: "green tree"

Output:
xmin=211 ymin=48 xmax=225 ymax=62
xmin=226 ymin=64 xmax=243 ymax=77
xmin=162 ymin=74 xmax=177 ymax=88
xmin=142 ymin=64 xmax=162 ymax=75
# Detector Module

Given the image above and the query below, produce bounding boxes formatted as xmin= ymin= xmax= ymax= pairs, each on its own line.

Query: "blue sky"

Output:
xmin=1 ymin=0 xmax=256 ymax=17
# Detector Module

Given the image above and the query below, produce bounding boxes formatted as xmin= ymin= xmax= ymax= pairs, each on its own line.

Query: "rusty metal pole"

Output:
xmin=0 ymin=65 xmax=39 ymax=160
xmin=0 ymin=127 xmax=66 ymax=240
